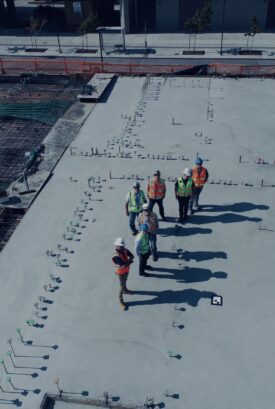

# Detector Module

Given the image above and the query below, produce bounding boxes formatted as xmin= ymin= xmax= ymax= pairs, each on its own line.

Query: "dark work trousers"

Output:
xmin=177 ymin=196 xmax=191 ymax=219
xmin=148 ymin=198 xmax=165 ymax=219
xmin=139 ymin=252 xmax=150 ymax=275
xmin=129 ymin=212 xmax=140 ymax=234
xmin=190 ymin=187 xmax=203 ymax=210
xmin=148 ymin=233 xmax=157 ymax=258
xmin=118 ymin=273 xmax=129 ymax=303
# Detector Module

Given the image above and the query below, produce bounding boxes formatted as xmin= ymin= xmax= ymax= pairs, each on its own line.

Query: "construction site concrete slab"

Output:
xmin=0 ymin=76 xmax=275 ymax=409
xmin=77 ymin=73 xmax=116 ymax=102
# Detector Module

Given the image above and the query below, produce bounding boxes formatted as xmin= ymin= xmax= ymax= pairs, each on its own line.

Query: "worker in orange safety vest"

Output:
xmin=147 ymin=170 xmax=166 ymax=221
xmin=112 ymin=237 xmax=134 ymax=310
xmin=189 ymin=158 xmax=209 ymax=213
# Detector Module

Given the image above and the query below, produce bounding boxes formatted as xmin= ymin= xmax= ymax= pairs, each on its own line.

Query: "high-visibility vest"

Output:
xmin=136 ymin=232 xmax=150 ymax=255
xmin=177 ymin=177 xmax=193 ymax=197
xmin=192 ymin=167 xmax=207 ymax=187
xmin=128 ymin=190 xmax=146 ymax=213
xmin=147 ymin=178 xmax=166 ymax=200
xmin=112 ymin=249 xmax=130 ymax=275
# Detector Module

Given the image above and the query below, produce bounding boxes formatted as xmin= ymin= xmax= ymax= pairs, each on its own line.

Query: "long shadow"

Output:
xmin=0 ymin=399 xmax=22 ymax=406
xmin=147 ymin=267 xmax=227 ymax=283
xmin=203 ymin=202 xmax=269 ymax=213
xmin=127 ymin=289 xmax=216 ymax=307
xmin=158 ymin=250 xmax=227 ymax=262
xmin=190 ymin=213 xmax=261 ymax=225
xmin=159 ymin=226 xmax=213 ymax=237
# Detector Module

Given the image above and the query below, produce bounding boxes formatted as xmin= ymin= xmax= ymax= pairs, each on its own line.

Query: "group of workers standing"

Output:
xmin=112 ymin=158 xmax=209 ymax=310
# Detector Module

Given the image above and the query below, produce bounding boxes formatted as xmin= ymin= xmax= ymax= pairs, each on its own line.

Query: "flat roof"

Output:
xmin=0 ymin=76 xmax=275 ymax=409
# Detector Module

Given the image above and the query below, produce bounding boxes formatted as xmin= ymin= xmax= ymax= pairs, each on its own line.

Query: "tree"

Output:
xmin=79 ymin=13 xmax=100 ymax=50
xmin=184 ymin=1 xmax=212 ymax=52
xmin=29 ymin=17 xmax=47 ymax=49
xmin=244 ymin=16 xmax=262 ymax=52
xmin=250 ymin=15 xmax=262 ymax=51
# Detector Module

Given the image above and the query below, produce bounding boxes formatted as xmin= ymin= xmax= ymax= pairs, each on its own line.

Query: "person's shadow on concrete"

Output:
xmin=158 ymin=250 xmax=227 ymax=262
xmin=159 ymin=226 xmax=213 ymax=237
xmin=190 ymin=213 xmax=261 ymax=225
xmin=147 ymin=266 xmax=227 ymax=283
xmin=203 ymin=202 xmax=269 ymax=213
xmin=127 ymin=288 xmax=216 ymax=308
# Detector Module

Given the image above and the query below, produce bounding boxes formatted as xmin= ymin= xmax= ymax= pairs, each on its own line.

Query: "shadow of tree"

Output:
xmin=127 ymin=288 xmax=216 ymax=307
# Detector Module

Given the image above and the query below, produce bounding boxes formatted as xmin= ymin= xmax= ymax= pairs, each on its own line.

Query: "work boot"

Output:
xmin=140 ymin=272 xmax=150 ymax=277
xmin=132 ymin=230 xmax=138 ymax=236
xmin=119 ymin=301 xmax=127 ymax=310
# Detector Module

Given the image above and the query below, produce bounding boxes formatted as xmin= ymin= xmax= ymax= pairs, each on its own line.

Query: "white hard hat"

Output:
xmin=142 ymin=203 xmax=149 ymax=210
xmin=183 ymin=168 xmax=192 ymax=177
xmin=114 ymin=237 xmax=125 ymax=247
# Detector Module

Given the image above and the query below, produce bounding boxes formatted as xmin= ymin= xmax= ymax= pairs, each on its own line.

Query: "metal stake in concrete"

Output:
xmin=6 ymin=377 xmax=15 ymax=390
xmin=7 ymin=339 xmax=16 ymax=357
xmin=16 ymin=328 xmax=24 ymax=344
xmin=53 ymin=378 xmax=63 ymax=397
xmin=0 ymin=359 xmax=8 ymax=374
xmin=6 ymin=352 xmax=16 ymax=368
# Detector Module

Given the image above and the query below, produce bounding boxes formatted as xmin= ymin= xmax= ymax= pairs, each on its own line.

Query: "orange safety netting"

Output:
xmin=1 ymin=57 xmax=275 ymax=77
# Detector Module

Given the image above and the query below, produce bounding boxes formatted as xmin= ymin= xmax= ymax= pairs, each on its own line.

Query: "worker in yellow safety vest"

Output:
xmin=147 ymin=170 xmax=166 ymax=221
xmin=137 ymin=203 xmax=159 ymax=261
xmin=175 ymin=168 xmax=194 ymax=223
xmin=112 ymin=237 xmax=134 ymax=310
xmin=135 ymin=224 xmax=151 ymax=277
xmin=125 ymin=181 xmax=147 ymax=235
xmin=189 ymin=158 xmax=209 ymax=213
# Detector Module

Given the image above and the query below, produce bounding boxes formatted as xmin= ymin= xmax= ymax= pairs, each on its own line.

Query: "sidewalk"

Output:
xmin=1 ymin=31 xmax=275 ymax=59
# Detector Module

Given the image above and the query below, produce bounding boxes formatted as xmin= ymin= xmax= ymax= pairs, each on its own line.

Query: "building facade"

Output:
xmin=65 ymin=0 xmax=275 ymax=32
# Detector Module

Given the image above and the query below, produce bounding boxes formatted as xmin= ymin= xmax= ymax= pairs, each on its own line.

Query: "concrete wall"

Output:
xmin=156 ymin=0 xmax=179 ymax=31
xmin=211 ymin=0 xmax=268 ymax=31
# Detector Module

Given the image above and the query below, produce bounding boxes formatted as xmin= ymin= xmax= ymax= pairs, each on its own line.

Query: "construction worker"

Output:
xmin=147 ymin=170 xmax=166 ymax=221
xmin=135 ymin=224 xmax=151 ymax=277
xmin=175 ymin=168 xmax=194 ymax=223
xmin=190 ymin=158 xmax=209 ymax=213
xmin=137 ymin=203 xmax=159 ymax=261
xmin=125 ymin=182 xmax=147 ymax=235
xmin=112 ymin=237 xmax=134 ymax=311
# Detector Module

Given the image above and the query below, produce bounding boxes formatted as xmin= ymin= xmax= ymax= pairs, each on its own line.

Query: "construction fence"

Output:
xmin=1 ymin=57 xmax=275 ymax=77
